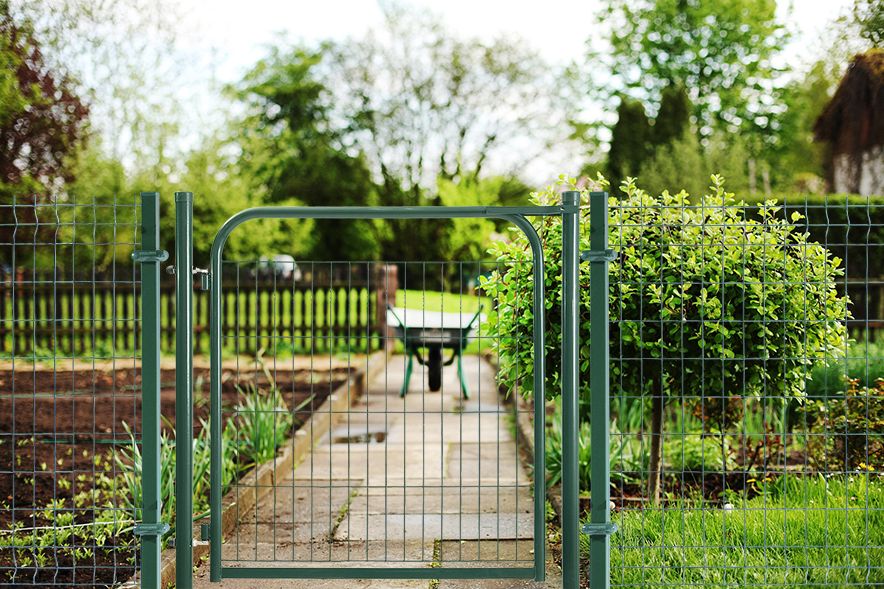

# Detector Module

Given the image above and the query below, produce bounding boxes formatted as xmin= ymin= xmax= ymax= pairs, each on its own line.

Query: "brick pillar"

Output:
xmin=374 ymin=263 xmax=398 ymax=350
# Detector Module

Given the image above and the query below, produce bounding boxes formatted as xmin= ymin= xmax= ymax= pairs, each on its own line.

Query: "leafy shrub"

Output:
xmin=741 ymin=193 xmax=884 ymax=281
xmin=483 ymin=175 xmax=849 ymax=503
xmin=801 ymin=377 xmax=884 ymax=470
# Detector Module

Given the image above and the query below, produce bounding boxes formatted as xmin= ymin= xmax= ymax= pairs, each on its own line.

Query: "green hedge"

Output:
xmin=740 ymin=193 xmax=884 ymax=279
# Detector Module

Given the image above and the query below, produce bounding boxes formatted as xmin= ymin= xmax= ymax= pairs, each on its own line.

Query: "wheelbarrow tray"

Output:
xmin=386 ymin=308 xmax=483 ymax=349
xmin=385 ymin=306 xmax=485 ymax=397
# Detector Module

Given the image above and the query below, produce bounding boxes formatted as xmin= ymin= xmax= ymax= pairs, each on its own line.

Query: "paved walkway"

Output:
xmin=192 ymin=355 xmax=558 ymax=588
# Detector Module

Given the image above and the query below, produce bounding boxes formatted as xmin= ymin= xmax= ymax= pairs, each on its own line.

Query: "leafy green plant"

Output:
xmin=801 ymin=377 xmax=884 ymax=470
xmin=233 ymin=385 xmax=294 ymax=466
xmin=483 ymin=175 xmax=849 ymax=504
xmin=546 ymin=397 xmax=643 ymax=490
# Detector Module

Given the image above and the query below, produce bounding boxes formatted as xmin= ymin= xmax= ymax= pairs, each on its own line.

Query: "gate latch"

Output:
xmin=581 ymin=522 xmax=618 ymax=537
xmin=165 ymin=266 xmax=210 ymax=291
xmin=193 ymin=268 xmax=210 ymax=291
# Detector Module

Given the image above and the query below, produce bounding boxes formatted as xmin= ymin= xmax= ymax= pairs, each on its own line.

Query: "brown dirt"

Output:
xmin=0 ymin=364 xmax=350 ymax=588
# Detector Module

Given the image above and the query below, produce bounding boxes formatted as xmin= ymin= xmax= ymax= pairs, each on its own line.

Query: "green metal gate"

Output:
xmin=169 ymin=193 xmax=612 ymax=588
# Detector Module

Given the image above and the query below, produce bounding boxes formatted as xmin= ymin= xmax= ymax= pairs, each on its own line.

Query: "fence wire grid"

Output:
xmin=0 ymin=191 xmax=882 ymax=589
xmin=600 ymin=194 xmax=883 ymax=588
xmin=0 ymin=195 xmax=143 ymax=587
xmin=212 ymin=254 xmax=539 ymax=571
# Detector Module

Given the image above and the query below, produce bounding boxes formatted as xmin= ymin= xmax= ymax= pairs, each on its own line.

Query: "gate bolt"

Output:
xmin=165 ymin=266 xmax=210 ymax=291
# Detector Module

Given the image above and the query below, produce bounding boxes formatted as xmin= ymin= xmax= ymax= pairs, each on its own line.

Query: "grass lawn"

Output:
xmin=396 ymin=288 xmax=488 ymax=314
xmin=591 ymin=475 xmax=884 ymax=587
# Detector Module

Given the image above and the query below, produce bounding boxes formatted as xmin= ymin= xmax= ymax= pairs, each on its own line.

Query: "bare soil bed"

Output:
xmin=0 ymin=363 xmax=350 ymax=588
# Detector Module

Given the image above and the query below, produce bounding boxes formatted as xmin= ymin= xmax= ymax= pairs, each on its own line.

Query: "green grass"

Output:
xmin=397 ymin=289 xmax=488 ymax=314
xmin=594 ymin=475 xmax=884 ymax=587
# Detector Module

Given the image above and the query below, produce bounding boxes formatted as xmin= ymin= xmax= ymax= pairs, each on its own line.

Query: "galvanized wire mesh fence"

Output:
xmin=602 ymin=192 xmax=883 ymax=587
xmin=3 ymin=188 xmax=880 ymax=589
xmin=0 ymin=195 xmax=143 ymax=587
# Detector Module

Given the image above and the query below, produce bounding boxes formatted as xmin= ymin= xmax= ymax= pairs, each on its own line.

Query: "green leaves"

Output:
xmin=488 ymin=175 xmax=849 ymax=409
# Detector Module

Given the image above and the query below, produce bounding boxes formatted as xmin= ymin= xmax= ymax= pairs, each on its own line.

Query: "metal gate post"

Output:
xmin=134 ymin=192 xmax=169 ymax=588
xmin=175 ymin=192 xmax=194 ymax=589
xmin=561 ymin=191 xmax=580 ymax=587
xmin=584 ymin=191 xmax=614 ymax=589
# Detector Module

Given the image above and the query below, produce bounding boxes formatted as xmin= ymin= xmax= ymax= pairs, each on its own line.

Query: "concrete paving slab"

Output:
xmin=193 ymin=354 xmax=541 ymax=589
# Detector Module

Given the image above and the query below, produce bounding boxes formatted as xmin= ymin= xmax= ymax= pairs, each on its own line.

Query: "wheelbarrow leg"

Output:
xmin=400 ymin=351 xmax=414 ymax=398
xmin=457 ymin=350 xmax=470 ymax=400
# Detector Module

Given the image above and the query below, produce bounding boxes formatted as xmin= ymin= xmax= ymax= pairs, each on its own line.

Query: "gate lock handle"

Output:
xmin=132 ymin=250 xmax=169 ymax=264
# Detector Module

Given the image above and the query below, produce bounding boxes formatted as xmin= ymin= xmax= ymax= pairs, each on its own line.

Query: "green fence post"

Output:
xmin=584 ymin=191 xmax=614 ymax=589
xmin=561 ymin=191 xmax=580 ymax=587
xmin=134 ymin=192 xmax=169 ymax=589
xmin=175 ymin=192 xmax=194 ymax=589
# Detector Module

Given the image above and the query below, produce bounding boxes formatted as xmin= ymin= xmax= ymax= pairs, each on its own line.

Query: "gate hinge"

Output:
xmin=133 ymin=521 xmax=170 ymax=537
xmin=580 ymin=249 xmax=617 ymax=263
xmin=581 ymin=522 xmax=618 ymax=536
xmin=131 ymin=250 xmax=169 ymax=264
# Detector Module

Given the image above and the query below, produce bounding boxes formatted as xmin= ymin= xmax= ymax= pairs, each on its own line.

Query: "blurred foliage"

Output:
xmin=597 ymin=0 xmax=787 ymax=140
xmin=1 ymin=1 xmax=881 ymax=275
xmin=801 ymin=377 xmax=884 ymax=470
xmin=637 ymin=131 xmax=751 ymax=197
xmin=607 ymin=98 xmax=651 ymax=188
xmin=852 ymin=0 xmax=884 ymax=46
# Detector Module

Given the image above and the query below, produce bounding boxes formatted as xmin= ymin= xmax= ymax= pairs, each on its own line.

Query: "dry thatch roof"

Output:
xmin=814 ymin=49 xmax=884 ymax=155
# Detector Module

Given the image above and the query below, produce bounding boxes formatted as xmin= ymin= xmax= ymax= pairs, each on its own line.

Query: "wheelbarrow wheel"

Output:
xmin=428 ymin=347 xmax=442 ymax=392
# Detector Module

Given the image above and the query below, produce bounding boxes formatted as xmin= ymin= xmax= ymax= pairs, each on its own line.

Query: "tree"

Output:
xmin=607 ymin=97 xmax=651 ymax=191
xmin=0 ymin=9 xmax=87 ymax=192
xmin=853 ymin=0 xmax=884 ymax=47
xmin=323 ymin=4 xmax=570 ymax=201
xmin=483 ymin=176 xmax=848 ymax=504
xmin=0 ymin=9 xmax=88 ymax=268
xmin=768 ymin=60 xmax=840 ymax=191
xmin=651 ymin=84 xmax=690 ymax=147
xmin=596 ymin=0 xmax=787 ymax=140
xmin=10 ymin=0 xmax=193 ymax=170
xmin=233 ymin=47 xmax=380 ymax=261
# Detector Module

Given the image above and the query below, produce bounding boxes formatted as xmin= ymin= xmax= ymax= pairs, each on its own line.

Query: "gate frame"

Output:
xmin=194 ymin=200 xmax=609 ymax=586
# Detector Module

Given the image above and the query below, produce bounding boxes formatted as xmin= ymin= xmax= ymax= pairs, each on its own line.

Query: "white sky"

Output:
xmin=177 ymin=0 xmax=851 ymax=83
xmin=114 ymin=0 xmax=851 ymax=184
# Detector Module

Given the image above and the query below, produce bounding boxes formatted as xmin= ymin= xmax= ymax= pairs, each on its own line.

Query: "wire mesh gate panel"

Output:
xmin=204 ymin=206 xmax=578 ymax=582
xmin=0 ymin=194 xmax=161 ymax=588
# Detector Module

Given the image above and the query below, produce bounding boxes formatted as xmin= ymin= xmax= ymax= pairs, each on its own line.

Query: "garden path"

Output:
xmin=191 ymin=355 xmax=559 ymax=588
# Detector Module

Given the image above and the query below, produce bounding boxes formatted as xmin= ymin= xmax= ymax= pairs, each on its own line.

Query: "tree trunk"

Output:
xmin=647 ymin=386 xmax=664 ymax=506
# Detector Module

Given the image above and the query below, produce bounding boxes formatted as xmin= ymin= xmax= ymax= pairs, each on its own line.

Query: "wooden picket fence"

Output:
xmin=0 ymin=264 xmax=399 ymax=356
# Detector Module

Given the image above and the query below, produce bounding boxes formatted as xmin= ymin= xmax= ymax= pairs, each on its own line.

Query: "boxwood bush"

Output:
xmin=481 ymin=175 xmax=849 ymax=503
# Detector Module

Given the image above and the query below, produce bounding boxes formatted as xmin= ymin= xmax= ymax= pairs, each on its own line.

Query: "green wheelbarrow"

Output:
xmin=386 ymin=304 xmax=484 ymax=399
